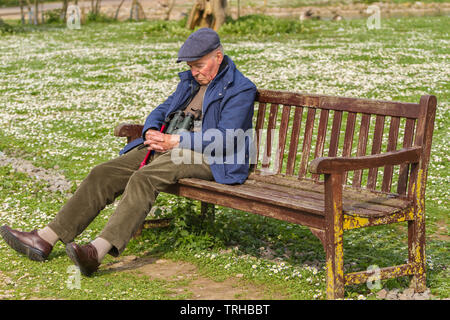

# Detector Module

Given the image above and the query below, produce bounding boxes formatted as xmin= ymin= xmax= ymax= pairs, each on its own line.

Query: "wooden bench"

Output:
xmin=114 ymin=90 xmax=437 ymax=299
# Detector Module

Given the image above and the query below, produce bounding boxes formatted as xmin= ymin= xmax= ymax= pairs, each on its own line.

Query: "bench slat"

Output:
xmin=397 ymin=118 xmax=416 ymax=195
xmin=352 ymin=114 xmax=371 ymax=188
xmin=178 ymin=177 xmax=412 ymax=219
xmin=276 ymin=105 xmax=291 ymax=174
xmin=247 ymin=179 xmax=406 ymax=217
xmin=256 ymin=90 xmax=421 ymax=118
xmin=298 ymin=107 xmax=316 ymax=179
xmin=251 ymin=102 xmax=267 ymax=171
xmin=248 ymin=173 xmax=411 ymax=208
xmin=342 ymin=112 xmax=356 ymax=184
xmin=319 ymin=96 xmax=421 ymax=119
xmin=178 ymin=178 xmax=325 ymax=215
xmin=176 ymin=183 xmax=326 ymax=229
xmin=286 ymin=106 xmax=303 ymax=175
xmin=312 ymin=109 xmax=329 ymax=181
xmin=382 ymin=116 xmax=400 ymax=192
xmin=367 ymin=115 xmax=385 ymax=190
xmin=262 ymin=103 xmax=279 ymax=169
xmin=327 ymin=110 xmax=343 ymax=158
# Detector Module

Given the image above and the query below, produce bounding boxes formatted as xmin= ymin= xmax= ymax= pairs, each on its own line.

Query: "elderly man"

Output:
xmin=0 ymin=28 xmax=256 ymax=276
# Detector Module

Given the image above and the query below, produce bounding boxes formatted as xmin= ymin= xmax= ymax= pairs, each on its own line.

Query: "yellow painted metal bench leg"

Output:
xmin=324 ymin=173 xmax=345 ymax=299
xmin=409 ymin=169 xmax=427 ymax=292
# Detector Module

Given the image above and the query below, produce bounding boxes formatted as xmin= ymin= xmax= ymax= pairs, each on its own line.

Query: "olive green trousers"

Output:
xmin=48 ymin=147 xmax=213 ymax=256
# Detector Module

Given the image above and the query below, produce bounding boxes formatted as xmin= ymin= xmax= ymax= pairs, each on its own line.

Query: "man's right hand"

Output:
xmin=143 ymin=129 xmax=159 ymax=151
xmin=144 ymin=129 xmax=180 ymax=152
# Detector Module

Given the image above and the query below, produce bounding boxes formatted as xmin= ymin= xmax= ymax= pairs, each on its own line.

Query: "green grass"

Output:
xmin=0 ymin=15 xmax=449 ymax=300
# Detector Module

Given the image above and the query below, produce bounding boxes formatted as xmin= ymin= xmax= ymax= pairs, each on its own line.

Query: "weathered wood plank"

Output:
xmin=344 ymin=207 xmax=414 ymax=230
xmin=114 ymin=123 xmax=143 ymax=143
xmin=309 ymin=147 xmax=421 ymax=174
xmin=298 ymin=108 xmax=316 ymax=178
xmin=342 ymin=112 xmax=356 ymax=184
xmin=256 ymin=89 xmax=421 ymax=118
xmin=345 ymin=264 xmax=414 ymax=285
xmin=177 ymin=183 xmax=325 ymax=229
xmin=286 ymin=107 xmax=303 ymax=176
xmin=397 ymin=118 xmax=415 ymax=195
xmin=252 ymin=102 xmax=267 ymax=171
xmin=328 ymin=110 xmax=343 ymax=157
xmin=247 ymin=179 xmax=407 ymax=217
xmin=275 ymin=105 xmax=291 ymax=174
xmin=178 ymin=178 xmax=325 ymax=215
xmin=312 ymin=109 xmax=329 ymax=181
xmin=248 ymin=173 xmax=412 ymax=208
xmin=382 ymin=116 xmax=400 ymax=192
xmin=262 ymin=104 xmax=279 ymax=169
xmin=352 ymin=114 xmax=371 ymax=188
xmin=367 ymin=115 xmax=385 ymax=190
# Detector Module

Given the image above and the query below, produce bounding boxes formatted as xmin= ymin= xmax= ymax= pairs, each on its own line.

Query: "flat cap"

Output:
xmin=177 ymin=28 xmax=221 ymax=63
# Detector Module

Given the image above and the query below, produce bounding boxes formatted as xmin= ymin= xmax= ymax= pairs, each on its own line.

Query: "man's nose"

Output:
xmin=191 ymin=69 xmax=199 ymax=77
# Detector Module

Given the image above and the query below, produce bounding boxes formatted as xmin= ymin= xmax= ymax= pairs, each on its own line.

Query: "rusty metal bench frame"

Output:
xmin=114 ymin=90 xmax=437 ymax=299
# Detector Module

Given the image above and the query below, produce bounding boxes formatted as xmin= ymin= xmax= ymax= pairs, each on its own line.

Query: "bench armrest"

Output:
xmin=309 ymin=146 xmax=422 ymax=174
xmin=114 ymin=123 xmax=144 ymax=143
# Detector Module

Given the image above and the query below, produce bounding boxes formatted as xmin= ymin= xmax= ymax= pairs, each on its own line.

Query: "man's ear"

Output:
xmin=216 ymin=50 xmax=224 ymax=64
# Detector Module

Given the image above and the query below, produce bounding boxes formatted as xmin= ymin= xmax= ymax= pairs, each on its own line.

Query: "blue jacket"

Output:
xmin=120 ymin=56 xmax=257 ymax=185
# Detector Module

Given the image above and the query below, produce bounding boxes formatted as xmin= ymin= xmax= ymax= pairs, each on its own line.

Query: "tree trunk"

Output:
xmin=164 ymin=0 xmax=176 ymax=21
xmin=211 ymin=0 xmax=226 ymax=30
xmin=186 ymin=0 xmax=227 ymax=31
xmin=114 ymin=0 xmax=125 ymax=20
xmin=61 ymin=0 xmax=69 ymax=21
xmin=80 ymin=0 xmax=87 ymax=24
xmin=19 ymin=0 xmax=25 ymax=24
xmin=95 ymin=0 xmax=102 ymax=15
xmin=137 ymin=1 xmax=146 ymax=20
xmin=40 ymin=0 xmax=44 ymax=23
xmin=25 ymin=0 xmax=32 ymax=24
xmin=33 ymin=0 xmax=39 ymax=25
xmin=130 ymin=0 xmax=137 ymax=20
xmin=130 ymin=0 xmax=145 ymax=21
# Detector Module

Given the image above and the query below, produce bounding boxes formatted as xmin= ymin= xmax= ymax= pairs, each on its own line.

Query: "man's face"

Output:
xmin=187 ymin=50 xmax=223 ymax=85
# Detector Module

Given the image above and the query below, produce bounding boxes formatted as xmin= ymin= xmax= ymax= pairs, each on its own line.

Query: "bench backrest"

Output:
xmin=251 ymin=90 xmax=437 ymax=199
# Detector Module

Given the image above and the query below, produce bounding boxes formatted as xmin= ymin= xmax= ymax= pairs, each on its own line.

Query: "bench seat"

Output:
xmin=174 ymin=175 xmax=413 ymax=231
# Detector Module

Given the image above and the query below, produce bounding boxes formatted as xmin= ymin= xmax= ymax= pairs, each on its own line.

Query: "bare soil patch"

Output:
xmin=434 ymin=219 xmax=450 ymax=241
xmin=104 ymin=255 xmax=287 ymax=300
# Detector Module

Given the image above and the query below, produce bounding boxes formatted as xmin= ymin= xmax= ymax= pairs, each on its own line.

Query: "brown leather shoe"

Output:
xmin=0 ymin=225 xmax=53 ymax=261
xmin=65 ymin=242 xmax=100 ymax=276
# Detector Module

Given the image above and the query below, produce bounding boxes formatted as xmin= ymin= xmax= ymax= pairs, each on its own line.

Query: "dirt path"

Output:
xmin=0 ymin=151 xmax=72 ymax=193
xmin=104 ymin=255 xmax=286 ymax=299
xmin=1 ymin=0 xmax=449 ymax=21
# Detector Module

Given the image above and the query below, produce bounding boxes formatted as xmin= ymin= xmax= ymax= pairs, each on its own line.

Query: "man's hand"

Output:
xmin=144 ymin=129 xmax=180 ymax=153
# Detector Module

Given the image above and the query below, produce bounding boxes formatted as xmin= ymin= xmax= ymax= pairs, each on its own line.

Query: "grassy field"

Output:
xmin=0 ymin=14 xmax=448 ymax=300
